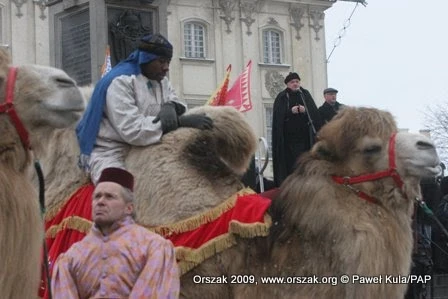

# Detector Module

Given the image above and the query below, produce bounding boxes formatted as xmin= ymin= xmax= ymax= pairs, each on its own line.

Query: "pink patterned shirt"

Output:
xmin=51 ymin=216 xmax=179 ymax=298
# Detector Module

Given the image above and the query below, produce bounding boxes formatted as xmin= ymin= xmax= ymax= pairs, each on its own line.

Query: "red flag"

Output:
xmin=222 ymin=60 xmax=253 ymax=112
xmin=207 ymin=65 xmax=231 ymax=106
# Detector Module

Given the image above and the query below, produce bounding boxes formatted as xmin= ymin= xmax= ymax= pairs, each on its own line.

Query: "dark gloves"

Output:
xmin=178 ymin=114 xmax=213 ymax=130
xmin=152 ymin=102 xmax=179 ymax=133
xmin=171 ymin=101 xmax=187 ymax=116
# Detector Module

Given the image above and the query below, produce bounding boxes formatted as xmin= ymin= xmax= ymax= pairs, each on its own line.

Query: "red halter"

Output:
xmin=332 ymin=133 xmax=404 ymax=204
xmin=0 ymin=67 xmax=31 ymax=150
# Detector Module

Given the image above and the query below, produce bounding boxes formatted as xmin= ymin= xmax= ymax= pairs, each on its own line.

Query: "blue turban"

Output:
xmin=76 ymin=33 xmax=173 ymax=170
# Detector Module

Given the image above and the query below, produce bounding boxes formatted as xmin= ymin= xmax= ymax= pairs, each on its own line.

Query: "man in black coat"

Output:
xmin=271 ymin=72 xmax=322 ymax=187
xmin=318 ymin=87 xmax=344 ymax=123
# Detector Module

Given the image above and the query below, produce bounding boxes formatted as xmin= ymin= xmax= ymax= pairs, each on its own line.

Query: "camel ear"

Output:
xmin=311 ymin=140 xmax=336 ymax=161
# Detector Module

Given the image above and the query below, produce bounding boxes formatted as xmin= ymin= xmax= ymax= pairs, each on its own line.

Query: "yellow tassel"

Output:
xmin=229 ymin=214 xmax=272 ymax=238
xmin=176 ymin=233 xmax=237 ymax=276
xmin=46 ymin=216 xmax=92 ymax=238
xmin=173 ymin=216 xmax=272 ymax=276
xmin=145 ymin=188 xmax=255 ymax=236
xmin=44 ymin=182 xmax=90 ymax=221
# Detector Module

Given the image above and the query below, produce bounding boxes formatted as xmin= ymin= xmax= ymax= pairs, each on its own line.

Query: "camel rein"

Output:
xmin=0 ymin=67 xmax=31 ymax=150
xmin=332 ymin=132 xmax=404 ymax=204
xmin=0 ymin=67 xmax=52 ymax=299
xmin=332 ymin=133 xmax=448 ymax=246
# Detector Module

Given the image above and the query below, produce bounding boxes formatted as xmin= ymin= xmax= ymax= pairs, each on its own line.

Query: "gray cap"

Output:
xmin=323 ymin=87 xmax=338 ymax=94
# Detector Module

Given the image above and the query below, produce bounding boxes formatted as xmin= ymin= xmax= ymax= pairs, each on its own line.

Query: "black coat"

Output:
xmin=318 ymin=101 xmax=343 ymax=124
xmin=272 ymin=87 xmax=322 ymax=187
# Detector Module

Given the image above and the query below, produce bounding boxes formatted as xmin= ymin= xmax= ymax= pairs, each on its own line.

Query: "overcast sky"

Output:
xmin=324 ymin=0 xmax=448 ymax=132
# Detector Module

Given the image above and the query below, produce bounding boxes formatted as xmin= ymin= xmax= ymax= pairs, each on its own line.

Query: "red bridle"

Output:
xmin=332 ymin=133 xmax=404 ymax=204
xmin=0 ymin=67 xmax=31 ymax=150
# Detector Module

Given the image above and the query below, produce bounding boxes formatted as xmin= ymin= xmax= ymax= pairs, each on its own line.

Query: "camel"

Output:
xmin=179 ymin=107 xmax=441 ymax=299
xmin=40 ymin=104 xmax=257 ymax=226
xmin=35 ymin=87 xmax=259 ymax=299
xmin=6 ymin=54 xmax=440 ymax=297
xmin=37 ymin=92 xmax=440 ymax=298
xmin=0 ymin=48 xmax=85 ymax=299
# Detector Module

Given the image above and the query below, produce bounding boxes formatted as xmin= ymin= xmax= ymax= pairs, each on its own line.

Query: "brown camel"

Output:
xmin=179 ymin=107 xmax=441 ymax=299
xmin=9 ymin=61 xmax=440 ymax=297
xmin=0 ymin=49 xmax=85 ymax=299
xmin=39 ymin=103 xmax=257 ymax=226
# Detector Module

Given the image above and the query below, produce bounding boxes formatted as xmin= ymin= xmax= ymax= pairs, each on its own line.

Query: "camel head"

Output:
xmin=13 ymin=65 xmax=85 ymax=130
xmin=311 ymin=106 xmax=440 ymax=204
xmin=0 ymin=49 xmax=85 ymax=172
xmin=183 ymin=105 xmax=257 ymax=177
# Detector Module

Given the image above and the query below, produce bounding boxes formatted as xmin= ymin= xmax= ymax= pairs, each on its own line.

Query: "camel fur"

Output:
xmin=8 ymin=60 xmax=441 ymax=298
xmin=179 ymin=107 xmax=441 ymax=299
xmin=0 ymin=49 xmax=85 ymax=299
xmin=39 ymin=103 xmax=258 ymax=226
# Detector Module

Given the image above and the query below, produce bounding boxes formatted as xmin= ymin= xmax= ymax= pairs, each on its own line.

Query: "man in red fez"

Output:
xmin=51 ymin=167 xmax=180 ymax=298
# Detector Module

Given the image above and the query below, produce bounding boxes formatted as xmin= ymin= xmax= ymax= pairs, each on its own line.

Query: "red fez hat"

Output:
xmin=97 ymin=167 xmax=134 ymax=191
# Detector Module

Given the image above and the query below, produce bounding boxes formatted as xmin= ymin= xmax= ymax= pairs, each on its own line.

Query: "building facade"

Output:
xmin=2 ymin=0 xmax=353 ymax=178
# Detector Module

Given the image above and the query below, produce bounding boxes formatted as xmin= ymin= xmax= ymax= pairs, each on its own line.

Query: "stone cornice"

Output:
xmin=272 ymin=0 xmax=333 ymax=9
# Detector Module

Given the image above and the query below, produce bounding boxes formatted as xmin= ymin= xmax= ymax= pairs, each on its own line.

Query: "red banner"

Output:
xmin=207 ymin=60 xmax=253 ymax=113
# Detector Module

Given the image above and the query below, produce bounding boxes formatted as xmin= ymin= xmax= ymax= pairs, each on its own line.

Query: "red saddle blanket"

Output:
xmin=40 ymin=184 xmax=272 ymax=298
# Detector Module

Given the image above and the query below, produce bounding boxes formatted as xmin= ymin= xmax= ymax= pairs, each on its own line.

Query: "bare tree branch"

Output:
xmin=424 ymin=102 xmax=448 ymax=163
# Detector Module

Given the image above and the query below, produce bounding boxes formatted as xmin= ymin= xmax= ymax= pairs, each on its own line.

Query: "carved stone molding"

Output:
xmin=35 ymin=0 xmax=49 ymax=20
xmin=289 ymin=4 xmax=305 ymax=40
xmin=11 ymin=0 xmax=27 ymax=17
xmin=240 ymin=0 xmax=258 ymax=36
xmin=265 ymin=70 xmax=285 ymax=99
xmin=308 ymin=8 xmax=324 ymax=41
xmin=11 ymin=0 xmax=49 ymax=19
xmin=267 ymin=17 xmax=279 ymax=26
xmin=218 ymin=0 xmax=237 ymax=34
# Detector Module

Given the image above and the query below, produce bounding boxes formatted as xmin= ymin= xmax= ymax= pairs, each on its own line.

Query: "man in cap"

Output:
xmin=76 ymin=33 xmax=213 ymax=184
xmin=318 ymin=87 xmax=344 ymax=123
xmin=271 ymin=72 xmax=322 ymax=187
xmin=51 ymin=167 xmax=180 ymax=298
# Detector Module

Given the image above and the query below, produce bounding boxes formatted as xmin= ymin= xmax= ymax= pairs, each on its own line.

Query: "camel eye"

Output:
xmin=416 ymin=141 xmax=434 ymax=150
xmin=363 ymin=145 xmax=382 ymax=155
xmin=55 ymin=77 xmax=75 ymax=87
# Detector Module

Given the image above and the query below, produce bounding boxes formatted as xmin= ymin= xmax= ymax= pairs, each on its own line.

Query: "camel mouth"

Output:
xmin=424 ymin=164 xmax=442 ymax=177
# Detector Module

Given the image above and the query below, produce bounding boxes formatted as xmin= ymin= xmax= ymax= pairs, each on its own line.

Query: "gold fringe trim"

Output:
xmin=145 ymin=187 xmax=255 ymax=236
xmin=44 ymin=182 xmax=91 ymax=222
xmin=175 ymin=215 xmax=272 ymax=276
xmin=229 ymin=214 xmax=272 ymax=238
xmin=176 ymin=233 xmax=237 ymax=275
xmin=46 ymin=216 xmax=93 ymax=238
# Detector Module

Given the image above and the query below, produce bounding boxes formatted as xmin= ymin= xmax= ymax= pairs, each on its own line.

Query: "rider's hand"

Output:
xmin=152 ymin=102 xmax=179 ymax=133
xmin=178 ymin=114 xmax=213 ymax=130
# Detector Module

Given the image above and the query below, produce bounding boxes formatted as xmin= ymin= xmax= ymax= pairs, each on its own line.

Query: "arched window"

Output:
xmin=184 ymin=21 xmax=206 ymax=58
xmin=263 ymin=29 xmax=282 ymax=64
